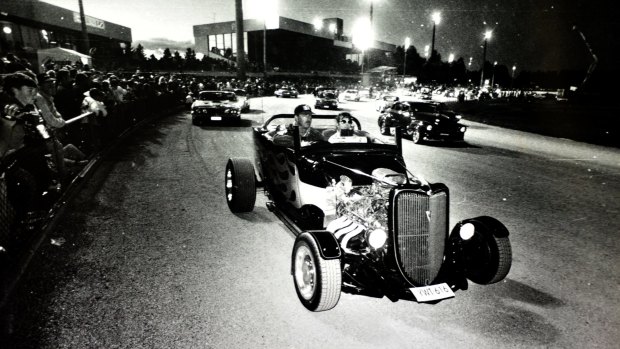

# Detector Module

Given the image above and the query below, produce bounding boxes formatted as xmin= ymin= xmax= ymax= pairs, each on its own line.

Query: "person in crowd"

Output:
xmin=1 ymin=72 xmax=58 ymax=217
xmin=80 ymin=87 xmax=108 ymax=152
xmin=34 ymin=73 xmax=87 ymax=179
xmin=269 ymin=104 xmax=326 ymax=147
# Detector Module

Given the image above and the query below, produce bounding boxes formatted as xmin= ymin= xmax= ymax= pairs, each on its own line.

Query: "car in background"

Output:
xmin=274 ymin=86 xmax=299 ymax=98
xmin=315 ymin=91 xmax=339 ymax=109
xmin=229 ymin=88 xmax=250 ymax=112
xmin=313 ymin=86 xmax=338 ymax=98
xmin=377 ymin=101 xmax=467 ymax=144
xmin=376 ymin=94 xmax=400 ymax=112
xmin=191 ymin=90 xmax=241 ymax=125
xmin=223 ymin=113 xmax=512 ymax=311
xmin=340 ymin=89 xmax=360 ymax=102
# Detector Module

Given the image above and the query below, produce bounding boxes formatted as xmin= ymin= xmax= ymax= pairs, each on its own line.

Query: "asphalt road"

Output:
xmin=2 ymin=95 xmax=619 ymax=348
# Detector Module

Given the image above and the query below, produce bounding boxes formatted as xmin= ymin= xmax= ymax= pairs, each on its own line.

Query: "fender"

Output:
xmin=452 ymin=216 xmax=510 ymax=239
xmin=291 ymin=231 xmax=341 ymax=275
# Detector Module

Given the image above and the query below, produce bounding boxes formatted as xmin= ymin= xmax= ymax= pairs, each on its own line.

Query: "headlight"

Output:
xmin=459 ymin=223 xmax=475 ymax=240
xmin=460 ymin=126 xmax=467 ymax=132
xmin=426 ymin=125 xmax=433 ymax=131
xmin=455 ymin=114 xmax=462 ymax=119
xmin=367 ymin=228 xmax=388 ymax=249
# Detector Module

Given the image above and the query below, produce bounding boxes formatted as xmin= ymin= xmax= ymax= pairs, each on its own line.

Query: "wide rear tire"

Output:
xmin=225 ymin=158 xmax=256 ymax=213
xmin=292 ymin=233 xmax=341 ymax=311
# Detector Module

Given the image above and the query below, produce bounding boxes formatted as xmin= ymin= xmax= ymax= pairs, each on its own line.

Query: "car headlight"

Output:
xmin=366 ymin=228 xmax=388 ymax=249
xmin=460 ymin=126 xmax=467 ymax=132
xmin=459 ymin=223 xmax=475 ymax=240
xmin=455 ymin=114 xmax=462 ymax=119
xmin=426 ymin=125 xmax=433 ymax=131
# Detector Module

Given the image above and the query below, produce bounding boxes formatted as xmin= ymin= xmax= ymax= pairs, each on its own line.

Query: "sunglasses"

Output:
xmin=339 ymin=119 xmax=353 ymax=124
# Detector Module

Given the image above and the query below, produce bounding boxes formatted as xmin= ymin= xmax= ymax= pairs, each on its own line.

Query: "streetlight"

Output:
xmin=448 ymin=53 xmax=455 ymax=63
xmin=511 ymin=65 xmax=517 ymax=88
xmin=430 ymin=11 xmax=441 ymax=61
xmin=313 ymin=17 xmax=323 ymax=31
xmin=403 ymin=37 xmax=410 ymax=80
xmin=479 ymin=30 xmax=492 ymax=87
xmin=491 ymin=61 xmax=497 ymax=87
xmin=424 ymin=45 xmax=430 ymax=58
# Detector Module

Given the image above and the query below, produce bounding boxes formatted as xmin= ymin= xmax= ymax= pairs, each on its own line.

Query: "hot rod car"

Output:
xmin=224 ymin=114 xmax=512 ymax=311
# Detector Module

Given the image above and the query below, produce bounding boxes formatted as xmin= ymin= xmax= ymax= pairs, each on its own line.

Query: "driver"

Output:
xmin=270 ymin=104 xmax=326 ymax=146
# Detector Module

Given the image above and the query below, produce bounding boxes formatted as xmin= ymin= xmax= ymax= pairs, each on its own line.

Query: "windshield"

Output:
xmin=198 ymin=91 xmax=236 ymax=101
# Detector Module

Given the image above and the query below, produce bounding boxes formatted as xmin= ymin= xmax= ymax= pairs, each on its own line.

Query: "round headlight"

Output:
xmin=426 ymin=125 xmax=433 ymax=131
xmin=459 ymin=223 xmax=475 ymax=240
xmin=460 ymin=126 xmax=467 ymax=132
xmin=367 ymin=229 xmax=388 ymax=249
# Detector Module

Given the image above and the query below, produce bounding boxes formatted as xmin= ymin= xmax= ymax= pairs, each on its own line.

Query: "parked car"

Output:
xmin=377 ymin=101 xmax=467 ymax=144
xmin=376 ymin=95 xmax=400 ymax=112
xmin=274 ymin=86 xmax=299 ymax=98
xmin=340 ymin=89 xmax=360 ymax=102
xmin=315 ymin=91 xmax=339 ymax=109
xmin=224 ymin=114 xmax=512 ymax=311
xmin=191 ymin=90 xmax=241 ymax=125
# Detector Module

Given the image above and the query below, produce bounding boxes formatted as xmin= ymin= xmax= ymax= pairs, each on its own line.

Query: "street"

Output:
xmin=3 ymin=95 xmax=619 ymax=348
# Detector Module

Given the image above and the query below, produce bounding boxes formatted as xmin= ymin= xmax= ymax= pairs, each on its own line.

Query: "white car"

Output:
xmin=341 ymin=89 xmax=360 ymax=102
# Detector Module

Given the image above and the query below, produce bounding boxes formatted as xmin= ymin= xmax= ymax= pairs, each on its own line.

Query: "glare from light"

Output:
xmin=459 ymin=223 xmax=475 ymax=240
xmin=328 ymin=23 xmax=337 ymax=33
xmin=484 ymin=30 xmax=493 ymax=40
xmin=313 ymin=17 xmax=323 ymax=30
xmin=367 ymin=229 xmax=387 ymax=249
xmin=448 ymin=53 xmax=454 ymax=63
xmin=512 ymin=65 xmax=516 ymax=71
xmin=3 ymin=26 xmax=12 ymax=34
xmin=404 ymin=37 xmax=411 ymax=48
xmin=494 ymin=61 xmax=498 ymax=66
xmin=352 ymin=17 xmax=374 ymax=51
xmin=248 ymin=0 xmax=279 ymax=28
xmin=424 ymin=44 xmax=430 ymax=57
xmin=431 ymin=11 xmax=441 ymax=25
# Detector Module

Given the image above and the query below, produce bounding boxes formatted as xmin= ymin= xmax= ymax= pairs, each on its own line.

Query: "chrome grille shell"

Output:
xmin=390 ymin=187 xmax=448 ymax=286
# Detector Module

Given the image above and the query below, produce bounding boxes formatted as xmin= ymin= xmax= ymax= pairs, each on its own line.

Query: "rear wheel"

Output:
xmin=293 ymin=234 xmax=341 ymax=311
xmin=225 ymin=158 xmax=256 ymax=213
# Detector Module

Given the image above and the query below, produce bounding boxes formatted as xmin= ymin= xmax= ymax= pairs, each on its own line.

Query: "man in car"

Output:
xmin=270 ymin=104 xmax=326 ymax=146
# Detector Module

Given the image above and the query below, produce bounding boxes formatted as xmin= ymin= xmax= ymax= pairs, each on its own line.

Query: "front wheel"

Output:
xmin=411 ymin=129 xmax=423 ymax=144
xmin=461 ymin=216 xmax=512 ymax=285
xmin=293 ymin=234 xmax=341 ymax=311
xmin=225 ymin=158 xmax=256 ymax=213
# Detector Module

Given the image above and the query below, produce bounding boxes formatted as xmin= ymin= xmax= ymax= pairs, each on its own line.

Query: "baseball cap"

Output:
xmin=294 ymin=104 xmax=313 ymax=115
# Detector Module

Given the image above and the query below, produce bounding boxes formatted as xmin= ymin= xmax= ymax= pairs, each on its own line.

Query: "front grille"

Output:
xmin=392 ymin=189 xmax=447 ymax=286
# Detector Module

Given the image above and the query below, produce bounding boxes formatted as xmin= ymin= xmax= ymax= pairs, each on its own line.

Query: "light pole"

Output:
xmin=479 ymin=30 xmax=492 ymax=87
xmin=491 ymin=61 xmax=497 ymax=87
xmin=430 ymin=11 xmax=441 ymax=61
xmin=353 ymin=17 xmax=373 ymax=79
xmin=403 ymin=37 xmax=410 ymax=80
xmin=78 ymin=0 xmax=90 ymax=54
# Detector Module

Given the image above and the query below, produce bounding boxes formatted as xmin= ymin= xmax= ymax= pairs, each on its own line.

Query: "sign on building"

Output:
xmin=72 ymin=12 xmax=105 ymax=30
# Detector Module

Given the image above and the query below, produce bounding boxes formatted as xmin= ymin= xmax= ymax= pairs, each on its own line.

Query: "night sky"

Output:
xmin=40 ymin=0 xmax=616 ymax=72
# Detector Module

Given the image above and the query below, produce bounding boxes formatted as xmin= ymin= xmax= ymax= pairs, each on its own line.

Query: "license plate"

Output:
xmin=410 ymin=283 xmax=455 ymax=302
xmin=211 ymin=116 xmax=222 ymax=121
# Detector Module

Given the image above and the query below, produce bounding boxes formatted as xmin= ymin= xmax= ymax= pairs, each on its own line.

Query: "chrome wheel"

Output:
xmin=412 ymin=129 xmax=422 ymax=144
xmin=294 ymin=245 xmax=316 ymax=300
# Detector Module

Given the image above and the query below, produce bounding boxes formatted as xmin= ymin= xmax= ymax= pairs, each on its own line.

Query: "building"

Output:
xmin=193 ymin=16 xmax=396 ymax=74
xmin=1 ymin=0 xmax=131 ymax=72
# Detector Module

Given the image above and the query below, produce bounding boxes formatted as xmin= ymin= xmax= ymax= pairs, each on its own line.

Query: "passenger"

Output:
xmin=269 ymin=104 xmax=326 ymax=147
xmin=324 ymin=112 xmax=375 ymax=143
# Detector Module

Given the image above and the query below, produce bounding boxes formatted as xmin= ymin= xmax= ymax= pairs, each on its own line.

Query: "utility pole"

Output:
xmin=78 ymin=0 xmax=90 ymax=55
xmin=234 ymin=0 xmax=246 ymax=79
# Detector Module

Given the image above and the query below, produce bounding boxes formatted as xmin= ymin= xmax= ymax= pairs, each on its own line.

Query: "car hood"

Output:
xmin=415 ymin=112 xmax=461 ymax=124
